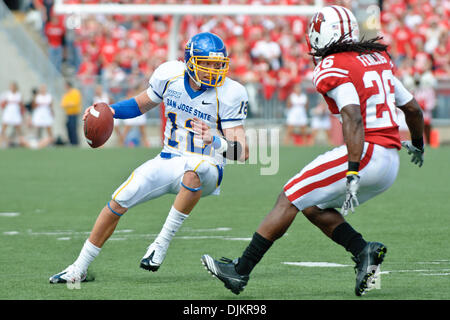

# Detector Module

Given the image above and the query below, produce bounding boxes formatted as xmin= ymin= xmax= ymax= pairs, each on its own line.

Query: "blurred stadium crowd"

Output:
xmin=0 ymin=0 xmax=448 ymax=148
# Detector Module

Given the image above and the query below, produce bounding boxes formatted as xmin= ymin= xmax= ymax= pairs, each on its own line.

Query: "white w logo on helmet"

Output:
xmin=308 ymin=5 xmax=360 ymax=52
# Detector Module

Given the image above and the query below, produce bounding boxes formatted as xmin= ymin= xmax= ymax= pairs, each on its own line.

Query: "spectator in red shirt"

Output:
xmin=44 ymin=14 xmax=65 ymax=72
xmin=117 ymin=42 xmax=137 ymax=74
xmin=128 ymin=20 xmax=148 ymax=49
xmin=412 ymin=39 xmax=432 ymax=74
xmin=261 ymin=69 xmax=278 ymax=101
xmin=99 ymin=34 xmax=118 ymax=69
xmin=83 ymin=35 xmax=101 ymax=64
xmin=392 ymin=19 xmax=413 ymax=65
xmin=432 ymin=33 xmax=450 ymax=78
xmin=277 ymin=61 xmax=298 ymax=102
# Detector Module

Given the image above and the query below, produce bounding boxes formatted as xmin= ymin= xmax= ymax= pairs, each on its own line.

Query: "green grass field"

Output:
xmin=1 ymin=145 xmax=449 ymax=301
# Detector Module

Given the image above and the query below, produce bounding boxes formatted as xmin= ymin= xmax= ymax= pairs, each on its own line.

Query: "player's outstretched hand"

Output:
xmin=401 ymin=141 xmax=424 ymax=167
xmin=82 ymin=104 xmax=115 ymax=121
xmin=193 ymin=118 xmax=213 ymax=144
xmin=341 ymin=173 xmax=360 ymax=216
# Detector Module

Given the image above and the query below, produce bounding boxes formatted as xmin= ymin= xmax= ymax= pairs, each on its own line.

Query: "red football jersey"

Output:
xmin=313 ymin=51 xmax=402 ymax=149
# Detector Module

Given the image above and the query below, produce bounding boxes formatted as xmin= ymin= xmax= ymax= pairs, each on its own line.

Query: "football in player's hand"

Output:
xmin=83 ymin=102 xmax=114 ymax=148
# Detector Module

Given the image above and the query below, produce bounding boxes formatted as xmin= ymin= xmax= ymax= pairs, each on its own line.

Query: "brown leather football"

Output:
xmin=83 ymin=102 xmax=114 ymax=148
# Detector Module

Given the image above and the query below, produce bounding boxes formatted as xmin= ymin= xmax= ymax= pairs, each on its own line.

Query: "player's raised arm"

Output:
xmin=82 ymin=89 xmax=159 ymax=122
xmin=134 ymin=90 xmax=161 ymax=114
xmin=98 ymin=91 xmax=159 ymax=120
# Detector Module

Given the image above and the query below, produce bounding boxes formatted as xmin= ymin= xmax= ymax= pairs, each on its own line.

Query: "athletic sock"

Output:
xmin=73 ymin=239 xmax=101 ymax=273
xmin=331 ymin=222 xmax=367 ymax=257
xmin=235 ymin=232 xmax=273 ymax=275
xmin=154 ymin=206 xmax=189 ymax=247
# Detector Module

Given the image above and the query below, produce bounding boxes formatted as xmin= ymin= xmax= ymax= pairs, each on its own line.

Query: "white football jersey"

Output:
xmin=147 ymin=60 xmax=249 ymax=166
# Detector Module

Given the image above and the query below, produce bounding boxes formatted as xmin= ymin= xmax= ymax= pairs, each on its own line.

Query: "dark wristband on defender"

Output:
xmin=348 ymin=161 xmax=360 ymax=173
xmin=412 ymin=137 xmax=424 ymax=151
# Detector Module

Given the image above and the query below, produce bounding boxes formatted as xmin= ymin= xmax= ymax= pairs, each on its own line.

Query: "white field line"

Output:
xmin=181 ymin=227 xmax=232 ymax=232
xmin=282 ymin=261 xmax=450 ymax=277
xmin=3 ymin=231 xmax=20 ymax=235
xmin=283 ymin=262 xmax=351 ymax=267
xmin=0 ymin=212 xmax=20 ymax=217
xmin=4 ymin=227 xmax=251 ymax=241
xmin=379 ymin=269 xmax=450 ymax=274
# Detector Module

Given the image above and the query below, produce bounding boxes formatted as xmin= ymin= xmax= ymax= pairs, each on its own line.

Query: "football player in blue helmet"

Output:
xmin=184 ymin=32 xmax=230 ymax=89
xmin=49 ymin=30 xmax=250 ymax=285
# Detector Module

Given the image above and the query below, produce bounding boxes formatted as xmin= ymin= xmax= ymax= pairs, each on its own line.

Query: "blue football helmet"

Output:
xmin=184 ymin=32 xmax=230 ymax=89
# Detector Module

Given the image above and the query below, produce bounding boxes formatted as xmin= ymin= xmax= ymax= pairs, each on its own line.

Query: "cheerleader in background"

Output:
xmin=31 ymin=84 xmax=54 ymax=148
xmin=0 ymin=82 xmax=27 ymax=148
xmin=283 ymin=82 xmax=309 ymax=146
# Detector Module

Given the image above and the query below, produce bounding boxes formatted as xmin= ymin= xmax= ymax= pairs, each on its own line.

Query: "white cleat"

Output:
xmin=139 ymin=242 xmax=168 ymax=272
xmin=49 ymin=264 xmax=87 ymax=284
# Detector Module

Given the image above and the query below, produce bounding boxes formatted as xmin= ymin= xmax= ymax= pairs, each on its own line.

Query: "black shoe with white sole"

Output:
xmin=201 ymin=255 xmax=249 ymax=295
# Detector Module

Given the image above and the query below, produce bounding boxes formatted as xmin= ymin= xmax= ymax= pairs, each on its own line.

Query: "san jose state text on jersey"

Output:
xmin=166 ymin=98 xmax=213 ymax=122
xmin=146 ymin=60 xmax=249 ymax=164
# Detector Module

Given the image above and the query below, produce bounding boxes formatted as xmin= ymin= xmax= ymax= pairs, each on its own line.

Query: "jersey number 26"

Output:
xmin=363 ymin=69 xmax=399 ymax=129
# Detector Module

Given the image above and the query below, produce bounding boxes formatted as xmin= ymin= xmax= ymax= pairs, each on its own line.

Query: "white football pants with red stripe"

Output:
xmin=284 ymin=142 xmax=399 ymax=211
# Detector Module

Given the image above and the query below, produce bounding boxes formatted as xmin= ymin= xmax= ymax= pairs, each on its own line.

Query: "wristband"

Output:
xmin=212 ymin=135 xmax=228 ymax=153
xmin=223 ymin=140 xmax=242 ymax=161
xmin=110 ymin=97 xmax=142 ymax=119
xmin=412 ymin=137 xmax=424 ymax=151
xmin=348 ymin=161 xmax=360 ymax=172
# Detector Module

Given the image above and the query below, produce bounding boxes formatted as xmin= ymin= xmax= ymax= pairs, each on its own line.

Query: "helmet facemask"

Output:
xmin=186 ymin=54 xmax=230 ymax=88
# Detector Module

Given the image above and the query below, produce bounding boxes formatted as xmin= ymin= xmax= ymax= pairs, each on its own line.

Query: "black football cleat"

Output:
xmin=201 ymin=255 xmax=249 ymax=295
xmin=140 ymin=242 xmax=167 ymax=272
xmin=140 ymin=251 xmax=160 ymax=272
xmin=352 ymin=242 xmax=387 ymax=296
